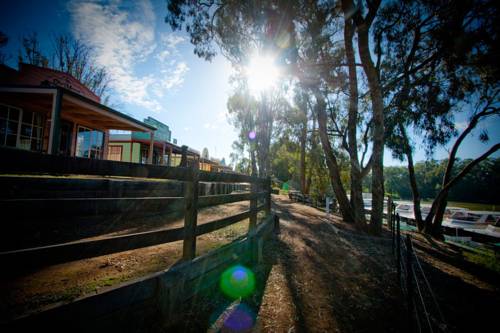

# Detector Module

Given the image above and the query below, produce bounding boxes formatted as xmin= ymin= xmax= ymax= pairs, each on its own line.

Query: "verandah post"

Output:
xmin=182 ymin=161 xmax=199 ymax=261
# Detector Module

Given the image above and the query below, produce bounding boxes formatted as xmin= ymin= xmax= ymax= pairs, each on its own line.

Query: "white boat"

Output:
xmin=464 ymin=224 xmax=500 ymax=239
xmin=442 ymin=211 xmax=498 ymax=229
xmin=395 ymin=203 xmax=415 ymax=220
xmin=395 ymin=203 xmax=434 ymax=220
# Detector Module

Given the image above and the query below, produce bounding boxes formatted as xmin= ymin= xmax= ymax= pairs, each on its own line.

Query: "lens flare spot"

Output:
xmin=220 ymin=265 xmax=256 ymax=300
xmin=224 ymin=304 xmax=255 ymax=331
xmin=248 ymin=131 xmax=256 ymax=140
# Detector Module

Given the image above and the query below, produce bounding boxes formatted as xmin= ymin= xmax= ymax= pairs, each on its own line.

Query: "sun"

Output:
xmin=245 ymin=53 xmax=280 ymax=95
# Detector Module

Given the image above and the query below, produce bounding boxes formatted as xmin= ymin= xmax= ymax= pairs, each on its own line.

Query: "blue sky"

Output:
xmin=1 ymin=0 xmax=498 ymax=166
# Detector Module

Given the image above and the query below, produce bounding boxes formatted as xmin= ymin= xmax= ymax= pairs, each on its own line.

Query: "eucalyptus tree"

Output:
xmin=340 ymin=0 xmax=385 ymax=233
xmin=227 ymin=87 xmax=259 ymax=176
xmin=165 ymin=0 xmax=380 ymax=230
xmin=376 ymin=0 xmax=499 ymax=235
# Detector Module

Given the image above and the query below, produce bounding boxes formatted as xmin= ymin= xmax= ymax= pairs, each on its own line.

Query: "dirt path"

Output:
xmin=253 ymin=196 xmax=404 ymax=332
xmin=171 ymin=195 xmax=405 ymax=332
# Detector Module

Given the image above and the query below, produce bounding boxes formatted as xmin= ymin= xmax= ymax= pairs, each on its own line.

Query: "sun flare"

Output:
xmin=245 ymin=54 xmax=280 ymax=95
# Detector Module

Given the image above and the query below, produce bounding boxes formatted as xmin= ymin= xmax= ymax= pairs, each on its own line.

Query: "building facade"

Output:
xmin=108 ymin=125 xmax=200 ymax=167
xmin=0 ymin=63 xmax=156 ymax=162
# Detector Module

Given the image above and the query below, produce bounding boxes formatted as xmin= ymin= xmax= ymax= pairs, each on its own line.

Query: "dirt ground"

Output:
xmin=3 ymin=195 xmax=499 ymax=332
xmin=0 ymin=201 xmax=258 ymax=321
xmin=168 ymin=195 xmax=500 ymax=332
xmin=169 ymin=195 xmax=406 ymax=332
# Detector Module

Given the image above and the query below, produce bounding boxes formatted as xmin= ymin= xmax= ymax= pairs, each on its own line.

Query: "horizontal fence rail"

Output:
xmin=0 ymin=146 xmax=265 ymax=184
xmin=2 ymin=214 xmax=278 ymax=331
xmin=0 ymin=146 xmax=272 ymax=270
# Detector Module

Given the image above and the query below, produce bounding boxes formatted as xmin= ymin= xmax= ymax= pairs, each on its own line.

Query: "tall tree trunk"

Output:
xmin=299 ymin=118 xmax=307 ymax=193
xmin=305 ymin=115 xmax=318 ymax=195
xmin=255 ymin=94 xmax=273 ymax=177
xmin=313 ymin=88 xmax=355 ymax=224
xmin=424 ymin=111 xmax=485 ymax=234
xmin=427 ymin=143 xmax=500 ymax=236
xmin=356 ymin=23 xmax=385 ymax=235
xmin=250 ymin=146 xmax=257 ymax=177
xmin=344 ymin=18 xmax=367 ymax=228
xmin=400 ymin=124 xmax=424 ymax=230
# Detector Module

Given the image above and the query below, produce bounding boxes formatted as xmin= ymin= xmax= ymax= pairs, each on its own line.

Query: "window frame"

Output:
xmin=0 ymin=103 xmax=44 ymax=151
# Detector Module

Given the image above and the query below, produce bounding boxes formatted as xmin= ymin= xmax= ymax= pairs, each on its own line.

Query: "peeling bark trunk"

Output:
xmin=344 ymin=18 xmax=367 ymax=228
xmin=314 ymin=88 xmax=355 ymax=224
xmin=426 ymin=143 xmax=500 ymax=236
xmin=299 ymin=118 xmax=307 ymax=194
xmin=357 ymin=24 xmax=385 ymax=234
xmin=255 ymin=94 xmax=274 ymax=177
xmin=400 ymin=125 xmax=424 ymax=230
xmin=424 ymin=112 xmax=487 ymax=234
xmin=250 ymin=147 xmax=257 ymax=177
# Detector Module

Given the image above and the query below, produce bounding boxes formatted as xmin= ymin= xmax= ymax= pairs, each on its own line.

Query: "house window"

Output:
xmin=108 ymin=146 xmax=122 ymax=161
xmin=0 ymin=103 xmax=44 ymax=151
xmin=19 ymin=110 xmax=44 ymax=151
xmin=76 ymin=126 xmax=104 ymax=159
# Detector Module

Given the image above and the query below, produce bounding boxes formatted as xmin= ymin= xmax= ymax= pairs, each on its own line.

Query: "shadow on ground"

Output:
xmin=163 ymin=196 xmax=406 ymax=332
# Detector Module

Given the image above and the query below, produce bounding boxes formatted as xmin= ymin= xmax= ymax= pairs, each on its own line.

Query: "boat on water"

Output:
xmin=464 ymin=224 xmax=500 ymax=239
xmin=443 ymin=211 xmax=500 ymax=241
xmin=395 ymin=203 xmax=468 ymax=222
xmin=442 ymin=211 xmax=499 ymax=228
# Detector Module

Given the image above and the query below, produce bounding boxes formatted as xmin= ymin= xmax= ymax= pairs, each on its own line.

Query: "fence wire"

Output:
xmin=392 ymin=213 xmax=448 ymax=333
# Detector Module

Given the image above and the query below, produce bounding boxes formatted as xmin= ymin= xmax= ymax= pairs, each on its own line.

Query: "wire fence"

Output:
xmin=391 ymin=211 xmax=449 ymax=333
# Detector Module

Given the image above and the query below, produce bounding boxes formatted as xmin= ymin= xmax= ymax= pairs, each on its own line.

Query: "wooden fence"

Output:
xmin=0 ymin=146 xmax=276 ymax=330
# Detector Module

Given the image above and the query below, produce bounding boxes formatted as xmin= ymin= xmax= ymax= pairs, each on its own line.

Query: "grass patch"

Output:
xmin=463 ymin=251 xmax=500 ymax=274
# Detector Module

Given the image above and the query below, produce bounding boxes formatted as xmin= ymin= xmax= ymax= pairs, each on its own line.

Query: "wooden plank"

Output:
xmin=0 ymin=146 xmax=269 ymax=184
xmin=1 ymin=214 xmax=276 ymax=330
xmin=197 ymin=192 xmax=263 ymax=208
xmin=196 ymin=210 xmax=251 ymax=236
xmin=0 ymin=226 xmax=185 ymax=268
xmin=198 ymin=170 xmax=265 ymax=184
xmin=0 ymin=146 xmax=192 ymax=181
xmin=0 ymin=176 xmax=183 ymax=199
xmin=0 ymin=197 xmax=185 ymax=218
xmin=182 ymin=167 xmax=199 ymax=261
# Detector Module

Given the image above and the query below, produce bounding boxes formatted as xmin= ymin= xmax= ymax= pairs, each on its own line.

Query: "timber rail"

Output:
xmin=0 ymin=146 xmax=276 ymax=331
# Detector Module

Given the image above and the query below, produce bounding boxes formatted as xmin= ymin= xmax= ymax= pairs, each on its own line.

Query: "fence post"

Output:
xmin=406 ymin=234 xmax=414 ymax=331
xmin=182 ymin=162 xmax=199 ymax=261
xmin=396 ymin=213 xmax=401 ymax=281
xmin=249 ymin=179 xmax=258 ymax=262
xmin=387 ymin=196 xmax=393 ymax=231
xmin=265 ymin=177 xmax=271 ymax=217
xmin=392 ymin=204 xmax=396 ymax=254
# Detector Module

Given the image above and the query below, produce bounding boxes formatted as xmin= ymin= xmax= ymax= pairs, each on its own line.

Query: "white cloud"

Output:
xmin=161 ymin=33 xmax=186 ymax=49
xmin=202 ymin=112 xmax=228 ymax=130
xmin=161 ymin=62 xmax=189 ymax=89
xmin=69 ymin=0 xmax=189 ymax=112
xmin=455 ymin=121 xmax=467 ymax=130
